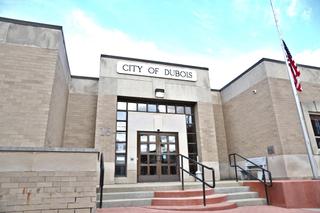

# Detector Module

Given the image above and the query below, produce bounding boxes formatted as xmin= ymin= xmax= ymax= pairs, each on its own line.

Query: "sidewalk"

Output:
xmin=97 ymin=206 xmax=317 ymax=213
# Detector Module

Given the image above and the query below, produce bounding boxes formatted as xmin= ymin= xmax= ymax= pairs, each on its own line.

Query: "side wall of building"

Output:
xmin=63 ymin=77 xmax=98 ymax=148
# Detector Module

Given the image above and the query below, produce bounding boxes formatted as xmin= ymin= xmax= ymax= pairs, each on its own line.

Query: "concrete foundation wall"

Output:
xmin=0 ymin=148 xmax=98 ymax=213
xmin=64 ymin=77 xmax=98 ymax=148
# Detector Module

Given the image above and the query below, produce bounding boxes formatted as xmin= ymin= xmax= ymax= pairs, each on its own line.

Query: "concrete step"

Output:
xmin=147 ymin=201 xmax=237 ymax=211
xmin=100 ymin=198 xmax=153 ymax=208
xmin=227 ymin=191 xmax=259 ymax=200
xmin=99 ymin=181 xmax=240 ymax=193
xmin=228 ymin=198 xmax=267 ymax=206
xmin=98 ymin=191 xmax=154 ymax=200
xmin=214 ymin=186 xmax=250 ymax=194
xmin=151 ymin=194 xmax=227 ymax=206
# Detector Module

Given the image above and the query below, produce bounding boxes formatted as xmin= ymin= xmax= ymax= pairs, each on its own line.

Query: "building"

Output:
xmin=1 ymin=17 xmax=320 ymax=212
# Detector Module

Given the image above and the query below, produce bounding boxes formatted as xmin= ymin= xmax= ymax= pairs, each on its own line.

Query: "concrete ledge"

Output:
xmin=0 ymin=146 xmax=99 ymax=153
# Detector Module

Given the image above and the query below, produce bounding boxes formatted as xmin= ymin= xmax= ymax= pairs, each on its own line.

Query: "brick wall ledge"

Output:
xmin=0 ymin=146 xmax=99 ymax=153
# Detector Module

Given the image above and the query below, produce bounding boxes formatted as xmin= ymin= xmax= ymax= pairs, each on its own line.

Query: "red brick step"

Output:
xmin=154 ymin=188 xmax=213 ymax=198
xmin=147 ymin=201 xmax=237 ymax=211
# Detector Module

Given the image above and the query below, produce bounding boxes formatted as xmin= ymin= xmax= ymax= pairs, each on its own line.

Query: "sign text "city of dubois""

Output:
xmin=117 ymin=61 xmax=197 ymax=82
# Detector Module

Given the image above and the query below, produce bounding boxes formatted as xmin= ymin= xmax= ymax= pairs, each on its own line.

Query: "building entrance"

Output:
xmin=137 ymin=131 xmax=180 ymax=182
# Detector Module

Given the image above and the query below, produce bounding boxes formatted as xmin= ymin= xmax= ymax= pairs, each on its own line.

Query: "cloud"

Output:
xmin=287 ymin=0 xmax=298 ymax=17
xmin=62 ymin=9 xmax=319 ymax=90
xmin=301 ymin=7 xmax=312 ymax=21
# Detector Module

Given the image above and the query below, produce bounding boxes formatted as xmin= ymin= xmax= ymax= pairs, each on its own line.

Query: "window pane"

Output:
xmin=148 ymin=104 xmax=157 ymax=112
xmin=140 ymin=135 xmax=148 ymax=142
xmin=311 ymin=118 xmax=320 ymax=136
xmin=117 ymin=102 xmax=126 ymax=110
xmin=140 ymin=155 xmax=147 ymax=164
xmin=185 ymin=106 xmax=192 ymax=115
xmin=115 ymin=165 xmax=126 ymax=176
xmin=170 ymin=166 xmax=177 ymax=175
xmin=149 ymin=135 xmax=156 ymax=142
xmin=176 ymin=106 xmax=184 ymax=114
xmin=150 ymin=166 xmax=157 ymax=175
xmin=149 ymin=144 xmax=156 ymax=153
xmin=186 ymin=115 xmax=193 ymax=125
xmin=140 ymin=166 xmax=147 ymax=175
xmin=168 ymin=136 xmax=176 ymax=143
xmin=161 ymin=144 xmax=167 ymax=153
xmin=169 ymin=144 xmax=176 ymax=152
xmin=316 ymin=138 xmax=320 ymax=149
xmin=138 ymin=103 xmax=147 ymax=112
xmin=158 ymin=105 xmax=166 ymax=113
xmin=117 ymin=111 xmax=127 ymax=121
xmin=188 ymin=143 xmax=197 ymax=153
xmin=160 ymin=136 xmax=167 ymax=143
xmin=116 ymin=132 xmax=126 ymax=142
xmin=115 ymin=155 xmax=126 ymax=165
xmin=187 ymin=133 xmax=197 ymax=143
xmin=116 ymin=143 xmax=126 ymax=153
xmin=161 ymin=154 xmax=168 ymax=163
xmin=116 ymin=121 xmax=126 ymax=131
xmin=167 ymin=105 xmax=175 ymax=113
xmin=162 ymin=166 xmax=168 ymax=175
xmin=149 ymin=155 xmax=157 ymax=164
xmin=128 ymin=103 xmax=137 ymax=111
xmin=140 ymin=144 xmax=148 ymax=153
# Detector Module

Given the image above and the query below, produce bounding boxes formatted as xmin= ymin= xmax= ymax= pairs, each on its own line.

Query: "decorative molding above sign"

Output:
xmin=117 ymin=61 xmax=197 ymax=82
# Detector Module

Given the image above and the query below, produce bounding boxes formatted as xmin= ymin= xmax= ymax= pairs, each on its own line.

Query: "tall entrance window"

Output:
xmin=138 ymin=132 xmax=179 ymax=182
xmin=114 ymin=97 xmax=198 ymax=177
xmin=310 ymin=114 xmax=320 ymax=149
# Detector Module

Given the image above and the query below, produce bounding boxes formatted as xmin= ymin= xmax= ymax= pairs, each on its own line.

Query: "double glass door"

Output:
xmin=137 ymin=132 xmax=179 ymax=182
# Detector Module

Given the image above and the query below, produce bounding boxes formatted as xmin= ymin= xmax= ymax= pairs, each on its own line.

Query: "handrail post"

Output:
xmin=233 ymin=154 xmax=238 ymax=182
xmin=99 ymin=153 xmax=104 ymax=208
xmin=262 ymin=170 xmax=270 ymax=205
xmin=181 ymin=155 xmax=184 ymax=191
xmin=202 ymin=165 xmax=206 ymax=206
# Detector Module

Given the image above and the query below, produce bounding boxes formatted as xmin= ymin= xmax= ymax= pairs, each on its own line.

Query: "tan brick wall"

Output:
xmin=223 ymin=78 xmax=283 ymax=157
xmin=0 ymin=43 xmax=57 ymax=147
xmin=46 ymin=56 xmax=70 ymax=147
xmin=63 ymin=94 xmax=97 ymax=148
xmin=212 ymin=93 xmax=230 ymax=179
xmin=0 ymin=151 xmax=97 ymax=213
xmin=195 ymin=102 xmax=219 ymax=162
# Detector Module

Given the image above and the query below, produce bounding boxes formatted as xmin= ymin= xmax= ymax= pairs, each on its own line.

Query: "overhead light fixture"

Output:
xmin=155 ymin=88 xmax=165 ymax=98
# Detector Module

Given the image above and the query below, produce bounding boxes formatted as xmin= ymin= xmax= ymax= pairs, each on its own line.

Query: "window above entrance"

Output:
xmin=114 ymin=98 xmax=199 ymax=177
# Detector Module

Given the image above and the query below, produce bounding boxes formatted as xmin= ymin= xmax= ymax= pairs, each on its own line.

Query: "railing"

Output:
xmin=229 ymin=153 xmax=272 ymax=205
xmin=177 ymin=154 xmax=215 ymax=206
xmin=98 ymin=153 xmax=105 ymax=208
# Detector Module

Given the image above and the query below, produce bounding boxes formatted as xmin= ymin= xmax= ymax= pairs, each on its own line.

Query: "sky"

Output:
xmin=0 ymin=0 xmax=319 ymax=89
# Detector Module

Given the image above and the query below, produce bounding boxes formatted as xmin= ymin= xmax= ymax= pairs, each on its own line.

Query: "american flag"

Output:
xmin=282 ymin=40 xmax=302 ymax=92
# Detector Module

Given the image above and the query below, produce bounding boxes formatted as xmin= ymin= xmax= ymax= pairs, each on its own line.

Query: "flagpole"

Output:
xmin=269 ymin=0 xmax=319 ymax=179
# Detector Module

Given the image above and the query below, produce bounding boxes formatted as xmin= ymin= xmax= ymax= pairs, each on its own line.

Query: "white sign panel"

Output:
xmin=117 ymin=61 xmax=197 ymax=82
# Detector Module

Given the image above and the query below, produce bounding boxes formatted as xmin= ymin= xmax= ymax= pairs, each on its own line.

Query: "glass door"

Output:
xmin=137 ymin=132 xmax=179 ymax=182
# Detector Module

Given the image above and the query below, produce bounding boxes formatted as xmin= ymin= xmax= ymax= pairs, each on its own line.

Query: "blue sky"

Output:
xmin=1 ymin=0 xmax=319 ymax=88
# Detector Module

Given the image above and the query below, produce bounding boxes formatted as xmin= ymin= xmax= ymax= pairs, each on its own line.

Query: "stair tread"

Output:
xmin=101 ymin=198 xmax=153 ymax=202
xmin=228 ymin=198 xmax=266 ymax=202
xmin=152 ymin=193 xmax=226 ymax=200
xmin=147 ymin=201 xmax=237 ymax=211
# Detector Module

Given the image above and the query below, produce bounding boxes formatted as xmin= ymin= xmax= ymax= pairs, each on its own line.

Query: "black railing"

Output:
xmin=98 ymin=153 xmax=105 ymax=208
xmin=229 ymin=153 xmax=272 ymax=205
xmin=177 ymin=154 xmax=215 ymax=206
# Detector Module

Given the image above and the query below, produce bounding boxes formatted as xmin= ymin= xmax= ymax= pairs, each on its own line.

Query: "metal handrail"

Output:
xmin=98 ymin=153 xmax=105 ymax=208
xmin=229 ymin=153 xmax=272 ymax=205
xmin=177 ymin=154 xmax=215 ymax=206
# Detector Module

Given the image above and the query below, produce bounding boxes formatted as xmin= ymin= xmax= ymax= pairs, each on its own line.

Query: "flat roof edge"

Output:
xmin=101 ymin=54 xmax=209 ymax=71
xmin=71 ymin=75 xmax=99 ymax=80
xmin=0 ymin=17 xmax=62 ymax=30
